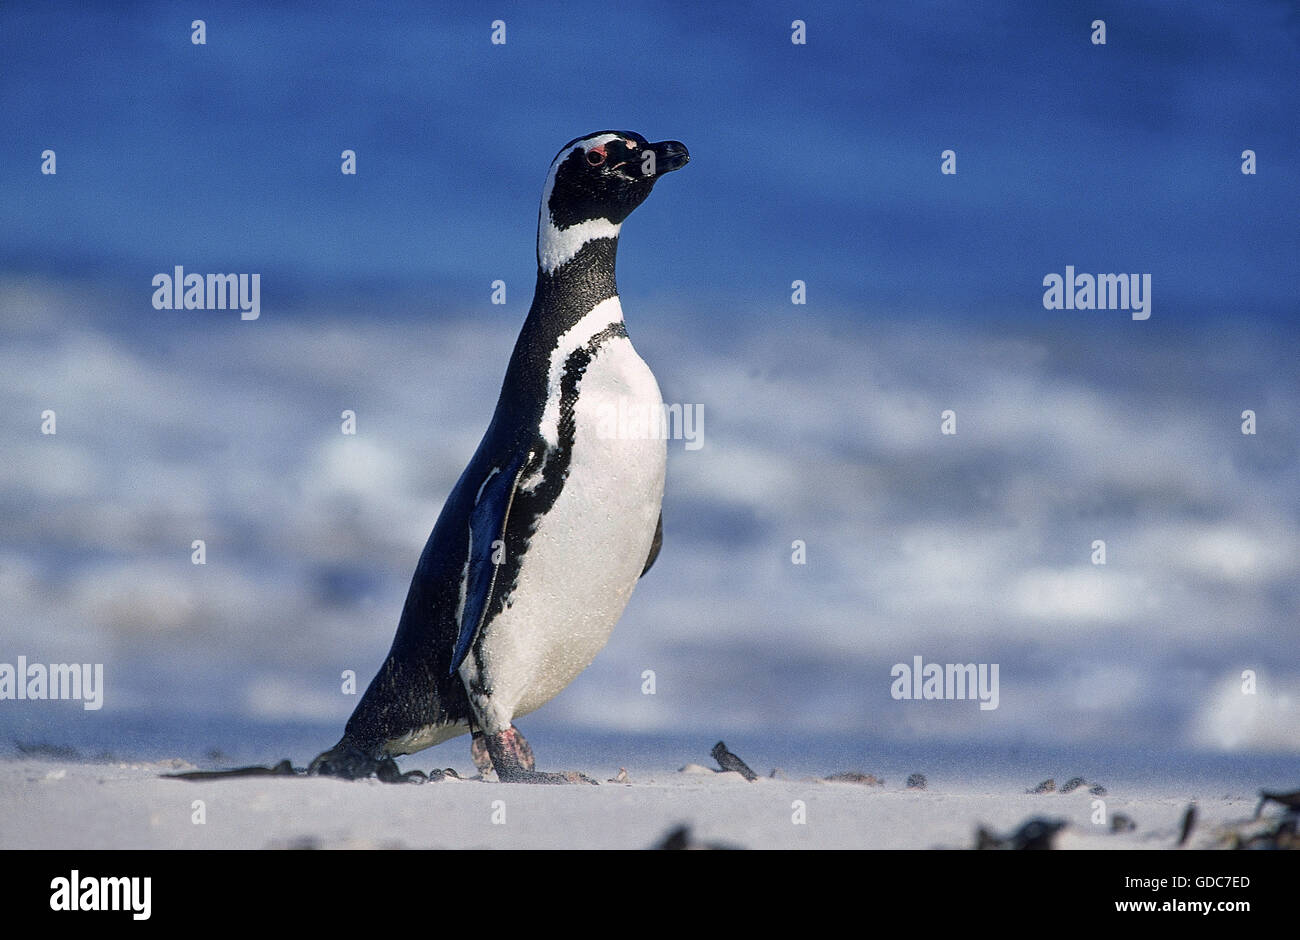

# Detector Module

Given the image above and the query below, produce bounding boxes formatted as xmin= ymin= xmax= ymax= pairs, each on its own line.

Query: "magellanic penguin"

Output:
xmin=310 ymin=131 xmax=689 ymax=783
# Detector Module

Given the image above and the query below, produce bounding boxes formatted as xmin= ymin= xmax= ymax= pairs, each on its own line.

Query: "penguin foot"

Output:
xmin=309 ymin=738 xmax=425 ymax=783
xmin=484 ymin=726 xmax=596 ymax=785
xmin=308 ymin=739 xmax=378 ymax=778
xmin=470 ymin=727 xmax=536 ymax=776
xmin=470 ymin=732 xmax=496 ymax=777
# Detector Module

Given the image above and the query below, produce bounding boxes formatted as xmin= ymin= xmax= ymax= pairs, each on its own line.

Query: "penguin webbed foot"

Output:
xmin=470 ymin=731 xmax=497 ymax=777
xmin=308 ymin=739 xmax=426 ymax=784
xmin=483 ymin=726 xmax=597 ymax=785
xmin=307 ymin=739 xmax=374 ymax=778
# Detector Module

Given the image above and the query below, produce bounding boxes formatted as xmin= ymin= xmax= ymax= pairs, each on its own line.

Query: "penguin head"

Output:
xmin=542 ymin=131 xmax=689 ymax=231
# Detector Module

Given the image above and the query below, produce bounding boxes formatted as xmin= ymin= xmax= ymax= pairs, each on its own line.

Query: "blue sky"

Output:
xmin=1 ymin=2 xmax=1297 ymax=763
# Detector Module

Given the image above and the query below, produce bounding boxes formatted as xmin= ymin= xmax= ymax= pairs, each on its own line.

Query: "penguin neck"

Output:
xmin=531 ymin=235 xmax=622 ymax=335
xmin=498 ymin=234 xmax=625 ymax=420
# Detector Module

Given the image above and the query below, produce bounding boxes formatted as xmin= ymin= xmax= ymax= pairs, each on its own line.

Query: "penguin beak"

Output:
xmin=647 ymin=140 xmax=690 ymax=176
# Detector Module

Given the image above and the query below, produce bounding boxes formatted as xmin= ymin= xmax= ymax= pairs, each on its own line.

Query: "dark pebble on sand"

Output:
xmin=1110 ymin=813 xmax=1137 ymax=833
xmin=906 ymin=773 xmax=927 ymax=790
xmin=653 ymin=824 xmax=741 ymax=851
xmin=1177 ymin=803 xmax=1197 ymax=846
xmin=976 ymin=816 xmax=1068 ymax=850
xmin=711 ymin=741 xmax=758 ymax=782
xmin=1060 ymin=777 xmax=1086 ymax=794
xmin=656 ymin=825 xmax=692 ymax=850
xmin=1028 ymin=778 xmax=1055 ymax=794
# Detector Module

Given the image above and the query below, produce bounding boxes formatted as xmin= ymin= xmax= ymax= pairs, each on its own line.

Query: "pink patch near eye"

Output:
xmin=586 ymin=146 xmax=607 ymax=166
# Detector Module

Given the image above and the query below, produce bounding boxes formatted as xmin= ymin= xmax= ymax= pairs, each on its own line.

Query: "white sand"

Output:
xmin=0 ymin=757 xmax=1268 ymax=849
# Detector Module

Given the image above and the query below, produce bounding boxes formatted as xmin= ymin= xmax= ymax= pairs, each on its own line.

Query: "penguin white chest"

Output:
xmin=472 ymin=332 xmax=666 ymax=727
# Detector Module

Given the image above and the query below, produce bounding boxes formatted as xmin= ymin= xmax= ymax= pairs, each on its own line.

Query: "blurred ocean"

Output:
xmin=2 ymin=280 xmax=1297 ymax=763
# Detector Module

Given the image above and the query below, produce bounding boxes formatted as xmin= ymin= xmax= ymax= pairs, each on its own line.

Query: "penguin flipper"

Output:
xmin=640 ymin=512 xmax=663 ymax=577
xmin=449 ymin=450 xmax=532 ymax=675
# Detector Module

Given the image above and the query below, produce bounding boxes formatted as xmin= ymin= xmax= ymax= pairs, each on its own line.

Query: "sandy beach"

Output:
xmin=3 ymin=745 xmax=1293 ymax=850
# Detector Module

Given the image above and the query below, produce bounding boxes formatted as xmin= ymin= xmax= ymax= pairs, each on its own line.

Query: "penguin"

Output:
xmin=310 ymin=131 xmax=689 ymax=783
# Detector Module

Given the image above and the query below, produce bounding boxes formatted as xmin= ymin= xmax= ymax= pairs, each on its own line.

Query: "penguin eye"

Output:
xmin=586 ymin=147 xmax=606 ymax=167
